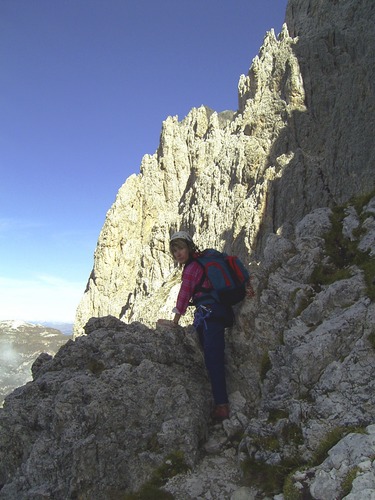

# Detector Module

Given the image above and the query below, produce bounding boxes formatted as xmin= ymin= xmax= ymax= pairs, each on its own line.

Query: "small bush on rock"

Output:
xmin=311 ymin=192 xmax=375 ymax=300
xmin=124 ymin=451 xmax=188 ymax=500
xmin=312 ymin=426 xmax=366 ymax=466
xmin=340 ymin=466 xmax=360 ymax=498
xmin=242 ymin=456 xmax=303 ymax=496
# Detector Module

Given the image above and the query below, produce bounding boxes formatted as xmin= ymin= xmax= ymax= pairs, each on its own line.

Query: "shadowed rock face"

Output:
xmin=1 ymin=0 xmax=375 ymax=498
xmin=0 ymin=317 xmax=211 ymax=499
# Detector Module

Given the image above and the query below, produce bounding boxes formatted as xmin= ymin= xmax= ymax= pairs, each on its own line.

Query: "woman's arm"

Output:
xmin=173 ymin=312 xmax=181 ymax=325
xmin=157 ymin=262 xmax=202 ymax=328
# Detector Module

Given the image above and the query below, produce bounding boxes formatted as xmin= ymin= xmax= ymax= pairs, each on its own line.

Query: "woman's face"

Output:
xmin=172 ymin=242 xmax=190 ymax=264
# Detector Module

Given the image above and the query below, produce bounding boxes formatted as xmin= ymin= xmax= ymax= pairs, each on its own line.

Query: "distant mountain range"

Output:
xmin=0 ymin=320 xmax=71 ymax=406
xmin=38 ymin=321 xmax=73 ymax=335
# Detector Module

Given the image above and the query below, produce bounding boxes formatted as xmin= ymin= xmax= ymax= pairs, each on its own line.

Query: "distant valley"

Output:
xmin=38 ymin=321 xmax=73 ymax=335
xmin=0 ymin=320 xmax=71 ymax=406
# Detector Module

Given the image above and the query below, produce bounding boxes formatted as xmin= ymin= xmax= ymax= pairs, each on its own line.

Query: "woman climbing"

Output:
xmin=157 ymin=231 xmax=235 ymax=421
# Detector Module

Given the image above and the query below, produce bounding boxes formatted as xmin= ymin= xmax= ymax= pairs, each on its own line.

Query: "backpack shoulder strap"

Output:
xmin=193 ymin=250 xmax=212 ymax=294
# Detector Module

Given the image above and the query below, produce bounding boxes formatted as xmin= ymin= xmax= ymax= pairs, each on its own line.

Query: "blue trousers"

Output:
xmin=195 ymin=303 xmax=234 ymax=405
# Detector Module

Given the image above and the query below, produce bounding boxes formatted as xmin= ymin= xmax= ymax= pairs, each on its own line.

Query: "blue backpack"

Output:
xmin=193 ymin=249 xmax=250 ymax=306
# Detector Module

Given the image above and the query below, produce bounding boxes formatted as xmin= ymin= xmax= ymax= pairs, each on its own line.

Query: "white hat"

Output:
xmin=170 ymin=231 xmax=193 ymax=243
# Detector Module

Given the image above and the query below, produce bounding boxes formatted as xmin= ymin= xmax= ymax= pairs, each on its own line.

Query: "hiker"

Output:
xmin=157 ymin=231 xmax=237 ymax=421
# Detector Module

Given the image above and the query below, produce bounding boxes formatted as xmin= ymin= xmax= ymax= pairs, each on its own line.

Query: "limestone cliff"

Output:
xmin=1 ymin=0 xmax=375 ymax=498
xmin=74 ymin=0 xmax=375 ymax=337
xmin=1 ymin=195 xmax=374 ymax=499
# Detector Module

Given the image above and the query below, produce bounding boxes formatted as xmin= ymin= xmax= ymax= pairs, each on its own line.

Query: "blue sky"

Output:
xmin=0 ymin=0 xmax=288 ymax=323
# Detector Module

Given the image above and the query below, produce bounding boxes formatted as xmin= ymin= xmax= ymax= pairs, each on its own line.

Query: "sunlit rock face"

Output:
xmin=2 ymin=0 xmax=372 ymax=497
xmin=74 ymin=0 xmax=375 ymax=338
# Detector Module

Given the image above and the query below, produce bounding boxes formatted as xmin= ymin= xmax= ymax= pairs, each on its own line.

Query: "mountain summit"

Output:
xmin=75 ymin=0 xmax=375 ymax=337
xmin=0 ymin=0 xmax=375 ymax=498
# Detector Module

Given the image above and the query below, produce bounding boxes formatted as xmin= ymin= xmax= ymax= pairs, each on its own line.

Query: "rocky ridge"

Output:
xmin=0 ymin=196 xmax=374 ymax=499
xmin=75 ymin=0 xmax=375 ymax=336
xmin=1 ymin=0 xmax=375 ymax=498
xmin=74 ymin=23 xmax=306 ymax=335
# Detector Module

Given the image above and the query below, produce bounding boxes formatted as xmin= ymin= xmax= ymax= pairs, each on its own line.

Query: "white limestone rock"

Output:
xmin=1 ymin=0 xmax=375 ymax=498
xmin=308 ymin=425 xmax=375 ymax=499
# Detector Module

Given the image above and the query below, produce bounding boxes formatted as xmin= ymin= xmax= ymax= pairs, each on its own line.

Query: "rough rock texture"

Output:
xmin=286 ymin=425 xmax=375 ymax=500
xmin=233 ymin=199 xmax=375 ymax=498
xmin=0 ymin=317 xmax=211 ymax=499
xmin=1 ymin=0 xmax=375 ymax=498
xmin=1 ymin=200 xmax=374 ymax=498
xmin=74 ymin=0 xmax=375 ymax=336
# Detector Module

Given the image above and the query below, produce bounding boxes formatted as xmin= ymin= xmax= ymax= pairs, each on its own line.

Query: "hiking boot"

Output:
xmin=211 ymin=404 xmax=230 ymax=421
